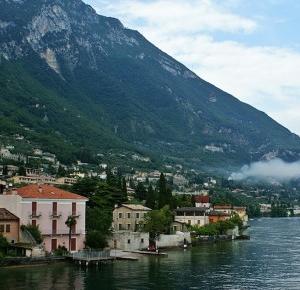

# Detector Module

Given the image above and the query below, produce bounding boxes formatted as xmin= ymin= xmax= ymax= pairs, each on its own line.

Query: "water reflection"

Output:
xmin=2 ymin=218 xmax=300 ymax=289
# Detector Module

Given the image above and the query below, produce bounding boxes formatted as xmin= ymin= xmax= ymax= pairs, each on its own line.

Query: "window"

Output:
xmin=188 ymin=220 xmax=191 ymax=225
xmin=127 ymin=213 xmax=131 ymax=218
xmin=32 ymin=202 xmax=37 ymax=216
xmin=136 ymin=213 xmax=140 ymax=218
xmin=0 ymin=225 xmax=4 ymax=233
xmin=197 ymin=220 xmax=200 ymax=224
xmin=6 ymin=224 xmax=10 ymax=233
xmin=51 ymin=239 xmax=57 ymax=252
xmin=52 ymin=220 xmax=57 ymax=234
xmin=71 ymin=224 xmax=76 ymax=234
xmin=72 ymin=202 xmax=76 ymax=216
xmin=32 ymin=220 xmax=37 ymax=227
xmin=118 ymin=224 xmax=122 ymax=230
xmin=141 ymin=238 xmax=144 ymax=243
xmin=118 ymin=212 xmax=122 ymax=219
xmin=71 ymin=238 xmax=76 ymax=251
xmin=127 ymin=239 xmax=131 ymax=244
xmin=53 ymin=202 xmax=57 ymax=216
xmin=127 ymin=224 xmax=131 ymax=230
xmin=173 ymin=226 xmax=177 ymax=232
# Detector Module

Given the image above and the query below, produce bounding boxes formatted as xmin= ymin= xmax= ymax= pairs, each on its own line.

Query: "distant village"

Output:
xmin=0 ymin=142 xmax=299 ymax=264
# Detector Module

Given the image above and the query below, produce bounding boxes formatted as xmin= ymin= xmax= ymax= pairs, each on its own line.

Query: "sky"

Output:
xmin=84 ymin=0 xmax=300 ymax=135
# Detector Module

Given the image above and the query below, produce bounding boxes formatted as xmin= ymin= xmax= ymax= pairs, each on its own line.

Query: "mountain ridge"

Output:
xmin=0 ymin=0 xmax=299 ymax=172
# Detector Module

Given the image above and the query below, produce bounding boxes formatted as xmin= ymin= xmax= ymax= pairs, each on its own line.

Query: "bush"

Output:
xmin=0 ymin=234 xmax=9 ymax=256
xmin=22 ymin=224 xmax=43 ymax=244
xmin=54 ymin=245 xmax=68 ymax=256
xmin=85 ymin=231 xmax=108 ymax=250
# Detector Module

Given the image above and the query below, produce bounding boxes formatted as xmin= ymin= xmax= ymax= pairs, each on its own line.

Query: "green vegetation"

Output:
xmin=0 ymin=235 xmax=9 ymax=258
xmin=71 ymin=173 xmax=127 ymax=249
xmin=190 ymin=215 xmax=243 ymax=236
xmin=65 ymin=215 xmax=77 ymax=252
xmin=271 ymin=202 xmax=288 ymax=217
xmin=141 ymin=206 xmax=173 ymax=241
xmin=21 ymin=224 xmax=43 ymax=244
xmin=1 ymin=0 xmax=300 ymax=172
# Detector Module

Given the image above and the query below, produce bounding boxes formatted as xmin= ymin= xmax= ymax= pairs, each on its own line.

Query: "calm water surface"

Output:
xmin=1 ymin=218 xmax=300 ymax=289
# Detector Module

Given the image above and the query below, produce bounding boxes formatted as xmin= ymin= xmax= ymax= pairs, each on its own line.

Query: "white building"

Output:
xmin=174 ymin=207 xmax=209 ymax=227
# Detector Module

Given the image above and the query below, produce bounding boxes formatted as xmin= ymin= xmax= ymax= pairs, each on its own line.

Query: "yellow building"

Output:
xmin=112 ymin=204 xmax=151 ymax=232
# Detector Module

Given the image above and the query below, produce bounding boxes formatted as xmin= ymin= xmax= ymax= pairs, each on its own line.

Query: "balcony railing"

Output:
xmin=49 ymin=212 xmax=62 ymax=219
xmin=29 ymin=212 xmax=42 ymax=219
xmin=69 ymin=211 xmax=81 ymax=218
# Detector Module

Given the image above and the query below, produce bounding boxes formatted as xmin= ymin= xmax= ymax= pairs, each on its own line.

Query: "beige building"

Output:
xmin=174 ymin=207 xmax=209 ymax=227
xmin=112 ymin=204 xmax=151 ymax=232
xmin=0 ymin=208 xmax=20 ymax=243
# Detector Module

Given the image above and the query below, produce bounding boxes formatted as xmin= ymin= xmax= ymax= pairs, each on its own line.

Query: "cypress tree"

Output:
xmin=158 ymin=173 xmax=167 ymax=208
xmin=145 ymin=185 xmax=156 ymax=209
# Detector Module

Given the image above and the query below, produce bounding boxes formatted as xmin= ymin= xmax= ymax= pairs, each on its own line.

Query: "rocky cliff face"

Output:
xmin=0 ymin=0 xmax=300 ymax=170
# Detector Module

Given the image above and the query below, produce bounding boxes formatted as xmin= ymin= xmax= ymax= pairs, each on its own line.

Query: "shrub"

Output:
xmin=22 ymin=224 xmax=43 ymax=244
xmin=85 ymin=231 xmax=108 ymax=250
xmin=54 ymin=245 xmax=68 ymax=256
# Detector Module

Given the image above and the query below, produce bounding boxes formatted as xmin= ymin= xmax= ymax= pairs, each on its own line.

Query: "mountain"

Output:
xmin=0 ymin=0 xmax=300 ymax=172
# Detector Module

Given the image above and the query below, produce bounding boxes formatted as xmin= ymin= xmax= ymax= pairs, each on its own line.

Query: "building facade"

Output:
xmin=174 ymin=207 xmax=209 ymax=227
xmin=112 ymin=204 xmax=151 ymax=232
xmin=0 ymin=208 xmax=19 ymax=243
xmin=194 ymin=195 xmax=211 ymax=208
xmin=0 ymin=184 xmax=87 ymax=252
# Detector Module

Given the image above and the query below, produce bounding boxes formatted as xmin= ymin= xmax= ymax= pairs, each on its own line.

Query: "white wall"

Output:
xmin=156 ymin=232 xmax=191 ymax=248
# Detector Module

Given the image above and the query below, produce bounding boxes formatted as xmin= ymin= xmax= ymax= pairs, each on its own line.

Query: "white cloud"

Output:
xmin=86 ymin=0 xmax=300 ymax=135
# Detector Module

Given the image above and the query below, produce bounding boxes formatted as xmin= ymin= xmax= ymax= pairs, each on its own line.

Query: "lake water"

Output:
xmin=1 ymin=218 xmax=300 ymax=289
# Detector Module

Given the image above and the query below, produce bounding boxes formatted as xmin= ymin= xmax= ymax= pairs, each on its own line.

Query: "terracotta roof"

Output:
xmin=214 ymin=205 xmax=232 ymax=209
xmin=0 ymin=208 xmax=19 ymax=221
xmin=13 ymin=184 xmax=87 ymax=200
xmin=194 ymin=195 xmax=210 ymax=203
xmin=120 ymin=204 xmax=152 ymax=211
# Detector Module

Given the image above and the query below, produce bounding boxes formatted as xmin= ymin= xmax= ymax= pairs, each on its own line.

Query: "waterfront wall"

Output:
xmin=108 ymin=231 xmax=149 ymax=251
xmin=0 ymin=256 xmax=65 ymax=267
xmin=157 ymin=232 xmax=191 ymax=248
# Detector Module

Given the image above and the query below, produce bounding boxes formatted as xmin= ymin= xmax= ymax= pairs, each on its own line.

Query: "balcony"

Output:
xmin=49 ymin=212 xmax=62 ymax=219
xmin=69 ymin=212 xmax=81 ymax=218
xmin=29 ymin=212 xmax=42 ymax=219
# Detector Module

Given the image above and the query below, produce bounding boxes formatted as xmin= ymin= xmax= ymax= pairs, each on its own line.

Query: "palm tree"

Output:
xmin=65 ymin=215 xmax=77 ymax=252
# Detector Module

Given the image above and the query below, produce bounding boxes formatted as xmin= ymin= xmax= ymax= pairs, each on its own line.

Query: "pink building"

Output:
xmin=0 ymin=184 xmax=87 ymax=253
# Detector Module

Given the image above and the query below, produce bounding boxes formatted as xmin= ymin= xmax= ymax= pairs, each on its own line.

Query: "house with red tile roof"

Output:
xmin=0 ymin=184 xmax=87 ymax=253
xmin=194 ymin=195 xmax=211 ymax=208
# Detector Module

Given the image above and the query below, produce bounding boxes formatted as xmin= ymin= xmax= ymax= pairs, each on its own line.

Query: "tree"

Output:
xmin=145 ymin=185 xmax=156 ymax=209
xmin=18 ymin=165 xmax=26 ymax=176
xmin=21 ymin=224 xmax=43 ymax=244
xmin=86 ymin=231 xmax=107 ymax=249
xmin=141 ymin=206 xmax=173 ymax=241
xmin=57 ymin=165 xmax=67 ymax=177
xmin=135 ymin=182 xmax=147 ymax=201
xmin=65 ymin=216 xmax=77 ymax=251
xmin=0 ymin=234 xmax=9 ymax=256
xmin=2 ymin=165 xmax=8 ymax=176
xmin=157 ymin=173 xmax=172 ymax=209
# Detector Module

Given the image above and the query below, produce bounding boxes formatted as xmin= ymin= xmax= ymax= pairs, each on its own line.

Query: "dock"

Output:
xmin=70 ymin=249 xmax=114 ymax=266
